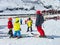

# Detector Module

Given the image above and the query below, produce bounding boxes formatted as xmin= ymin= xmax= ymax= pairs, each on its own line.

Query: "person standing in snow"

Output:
xmin=27 ymin=17 xmax=33 ymax=32
xmin=13 ymin=17 xmax=22 ymax=38
xmin=20 ymin=18 xmax=22 ymax=25
xmin=35 ymin=10 xmax=46 ymax=37
xmin=7 ymin=17 xmax=13 ymax=38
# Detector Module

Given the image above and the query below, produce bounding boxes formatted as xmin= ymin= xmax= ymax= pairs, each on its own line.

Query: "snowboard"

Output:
xmin=31 ymin=33 xmax=54 ymax=39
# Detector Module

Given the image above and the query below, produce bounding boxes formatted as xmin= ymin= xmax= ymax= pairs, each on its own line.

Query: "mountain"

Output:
xmin=0 ymin=0 xmax=60 ymax=14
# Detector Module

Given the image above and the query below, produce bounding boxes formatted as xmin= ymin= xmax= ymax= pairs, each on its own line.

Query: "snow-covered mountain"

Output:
xmin=0 ymin=0 xmax=60 ymax=14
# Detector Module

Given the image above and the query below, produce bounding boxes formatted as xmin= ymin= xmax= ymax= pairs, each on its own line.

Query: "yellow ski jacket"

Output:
xmin=13 ymin=18 xmax=21 ymax=31
xmin=27 ymin=20 xmax=32 ymax=27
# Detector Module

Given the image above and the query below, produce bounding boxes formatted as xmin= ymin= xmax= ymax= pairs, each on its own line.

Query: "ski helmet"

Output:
xmin=36 ymin=10 xmax=42 ymax=15
xmin=8 ymin=17 xmax=12 ymax=21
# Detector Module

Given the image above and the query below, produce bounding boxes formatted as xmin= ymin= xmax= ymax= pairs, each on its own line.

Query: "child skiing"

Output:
xmin=7 ymin=17 xmax=13 ymax=38
xmin=13 ymin=17 xmax=22 ymax=38
xmin=35 ymin=10 xmax=46 ymax=37
xmin=27 ymin=17 xmax=33 ymax=32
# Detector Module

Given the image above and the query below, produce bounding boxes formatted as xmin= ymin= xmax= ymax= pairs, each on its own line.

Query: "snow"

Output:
xmin=0 ymin=15 xmax=60 ymax=45
xmin=41 ymin=0 xmax=60 ymax=9
xmin=0 ymin=0 xmax=60 ymax=45
xmin=0 ymin=0 xmax=60 ymax=14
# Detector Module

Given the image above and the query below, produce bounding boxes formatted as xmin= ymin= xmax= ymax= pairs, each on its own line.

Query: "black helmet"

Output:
xmin=28 ymin=18 xmax=31 ymax=20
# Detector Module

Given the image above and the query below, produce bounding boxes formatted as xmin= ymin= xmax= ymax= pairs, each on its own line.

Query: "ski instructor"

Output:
xmin=35 ymin=10 xmax=46 ymax=37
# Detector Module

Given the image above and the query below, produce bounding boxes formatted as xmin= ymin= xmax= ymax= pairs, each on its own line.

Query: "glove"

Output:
xmin=20 ymin=28 xmax=21 ymax=31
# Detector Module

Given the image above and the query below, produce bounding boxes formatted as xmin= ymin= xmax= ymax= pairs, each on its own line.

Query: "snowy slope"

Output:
xmin=0 ymin=15 xmax=60 ymax=45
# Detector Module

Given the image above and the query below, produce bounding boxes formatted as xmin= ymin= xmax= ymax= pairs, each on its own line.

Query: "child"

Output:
xmin=8 ymin=17 xmax=13 ymax=38
xmin=27 ymin=17 xmax=33 ymax=32
xmin=20 ymin=18 xmax=22 ymax=24
xmin=13 ymin=17 xmax=22 ymax=38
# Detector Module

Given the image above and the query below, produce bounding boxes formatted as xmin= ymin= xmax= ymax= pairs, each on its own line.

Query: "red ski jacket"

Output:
xmin=8 ymin=21 xmax=13 ymax=29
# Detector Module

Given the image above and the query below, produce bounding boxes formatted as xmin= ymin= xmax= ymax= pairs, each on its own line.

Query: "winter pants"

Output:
xmin=8 ymin=29 xmax=13 ymax=37
xmin=13 ymin=30 xmax=21 ymax=37
xmin=36 ymin=26 xmax=45 ymax=36
xmin=27 ymin=27 xmax=32 ymax=32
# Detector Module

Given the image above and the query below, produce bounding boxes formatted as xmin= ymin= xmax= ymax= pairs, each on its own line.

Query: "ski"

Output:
xmin=31 ymin=33 xmax=54 ymax=39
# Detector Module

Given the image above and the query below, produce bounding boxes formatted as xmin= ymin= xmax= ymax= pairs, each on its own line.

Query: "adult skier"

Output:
xmin=35 ymin=10 xmax=46 ymax=37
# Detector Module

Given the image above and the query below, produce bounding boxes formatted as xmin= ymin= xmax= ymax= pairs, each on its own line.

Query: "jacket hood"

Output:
xmin=15 ymin=18 xmax=19 ymax=23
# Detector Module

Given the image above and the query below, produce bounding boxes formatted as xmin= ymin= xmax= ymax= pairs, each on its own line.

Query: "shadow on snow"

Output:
xmin=47 ymin=35 xmax=60 ymax=39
